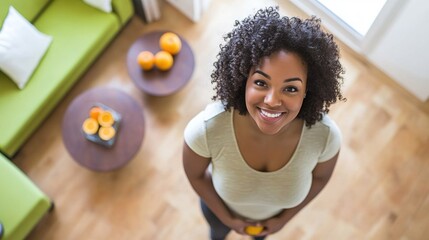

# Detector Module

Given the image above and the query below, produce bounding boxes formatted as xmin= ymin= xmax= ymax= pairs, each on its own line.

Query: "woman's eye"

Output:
xmin=285 ymin=86 xmax=298 ymax=93
xmin=254 ymin=80 xmax=266 ymax=87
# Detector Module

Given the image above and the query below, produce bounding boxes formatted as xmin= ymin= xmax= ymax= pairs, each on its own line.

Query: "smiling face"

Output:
xmin=244 ymin=50 xmax=308 ymax=135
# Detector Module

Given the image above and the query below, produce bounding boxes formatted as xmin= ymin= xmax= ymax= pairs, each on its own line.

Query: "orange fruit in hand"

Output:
xmin=155 ymin=51 xmax=174 ymax=71
xmin=82 ymin=118 xmax=99 ymax=135
xmin=245 ymin=225 xmax=264 ymax=236
xmin=89 ymin=106 xmax=103 ymax=120
xmin=159 ymin=32 xmax=182 ymax=55
xmin=137 ymin=51 xmax=155 ymax=71
xmin=98 ymin=110 xmax=114 ymax=127
xmin=98 ymin=126 xmax=116 ymax=141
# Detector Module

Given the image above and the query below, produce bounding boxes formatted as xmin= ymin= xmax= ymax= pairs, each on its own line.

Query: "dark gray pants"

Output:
xmin=200 ymin=200 xmax=266 ymax=240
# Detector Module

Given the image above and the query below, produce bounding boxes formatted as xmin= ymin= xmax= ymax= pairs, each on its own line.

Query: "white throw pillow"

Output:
xmin=0 ymin=6 xmax=53 ymax=89
xmin=83 ymin=0 xmax=112 ymax=13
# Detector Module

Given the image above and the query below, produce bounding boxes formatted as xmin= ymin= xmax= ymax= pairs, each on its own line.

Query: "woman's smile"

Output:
xmin=259 ymin=108 xmax=285 ymax=121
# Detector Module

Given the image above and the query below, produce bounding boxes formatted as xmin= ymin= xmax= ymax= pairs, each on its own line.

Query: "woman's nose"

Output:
xmin=264 ymin=90 xmax=281 ymax=107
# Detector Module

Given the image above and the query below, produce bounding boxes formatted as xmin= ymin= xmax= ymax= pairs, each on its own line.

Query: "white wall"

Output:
xmin=366 ymin=0 xmax=429 ymax=101
xmin=167 ymin=0 xmax=212 ymax=22
xmin=290 ymin=0 xmax=429 ymax=101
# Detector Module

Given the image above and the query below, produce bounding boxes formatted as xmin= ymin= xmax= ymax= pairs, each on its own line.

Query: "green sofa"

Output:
xmin=0 ymin=154 xmax=53 ymax=240
xmin=0 ymin=0 xmax=134 ymax=158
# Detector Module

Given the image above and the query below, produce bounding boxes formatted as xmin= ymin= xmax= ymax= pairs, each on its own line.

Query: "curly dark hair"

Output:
xmin=211 ymin=6 xmax=345 ymax=127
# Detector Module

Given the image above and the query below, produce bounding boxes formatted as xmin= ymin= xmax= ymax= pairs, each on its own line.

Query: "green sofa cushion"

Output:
xmin=0 ymin=154 xmax=51 ymax=240
xmin=112 ymin=0 xmax=134 ymax=24
xmin=0 ymin=0 xmax=51 ymax=26
xmin=0 ymin=0 xmax=123 ymax=157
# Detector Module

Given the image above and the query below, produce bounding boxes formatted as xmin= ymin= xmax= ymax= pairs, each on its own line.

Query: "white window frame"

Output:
xmin=289 ymin=0 xmax=406 ymax=55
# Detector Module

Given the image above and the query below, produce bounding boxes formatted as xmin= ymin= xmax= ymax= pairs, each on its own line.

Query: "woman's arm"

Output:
xmin=182 ymin=142 xmax=249 ymax=234
xmin=258 ymin=151 xmax=340 ymax=235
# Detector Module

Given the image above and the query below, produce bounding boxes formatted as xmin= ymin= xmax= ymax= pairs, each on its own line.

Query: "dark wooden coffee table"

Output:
xmin=62 ymin=87 xmax=145 ymax=172
xmin=126 ymin=31 xmax=195 ymax=96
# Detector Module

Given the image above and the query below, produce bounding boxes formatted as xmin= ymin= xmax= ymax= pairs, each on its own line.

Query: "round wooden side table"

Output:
xmin=62 ymin=87 xmax=145 ymax=172
xmin=126 ymin=31 xmax=195 ymax=96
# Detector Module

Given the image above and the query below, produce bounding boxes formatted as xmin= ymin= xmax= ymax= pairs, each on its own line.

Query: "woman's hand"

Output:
xmin=223 ymin=215 xmax=270 ymax=236
xmin=258 ymin=214 xmax=291 ymax=235
xmin=223 ymin=216 xmax=252 ymax=235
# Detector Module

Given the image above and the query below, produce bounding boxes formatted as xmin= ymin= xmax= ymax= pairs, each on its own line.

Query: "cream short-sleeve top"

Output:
xmin=184 ymin=102 xmax=341 ymax=220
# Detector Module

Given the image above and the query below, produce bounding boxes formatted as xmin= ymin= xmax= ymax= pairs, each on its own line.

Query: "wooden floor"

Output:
xmin=13 ymin=1 xmax=429 ymax=239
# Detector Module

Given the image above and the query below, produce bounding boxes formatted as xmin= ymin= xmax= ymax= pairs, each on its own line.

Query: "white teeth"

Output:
xmin=260 ymin=109 xmax=282 ymax=118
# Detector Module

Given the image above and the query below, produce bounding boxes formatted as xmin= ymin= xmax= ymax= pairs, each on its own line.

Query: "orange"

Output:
xmin=155 ymin=51 xmax=174 ymax=71
xmin=159 ymin=32 xmax=182 ymax=55
xmin=98 ymin=126 xmax=116 ymax=141
xmin=245 ymin=225 xmax=264 ymax=236
xmin=137 ymin=51 xmax=155 ymax=71
xmin=89 ymin=106 xmax=103 ymax=120
xmin=82 ymin=118 xmax=99 ymax=135
xmin=98 ymin=110 xmax=114 ymax=127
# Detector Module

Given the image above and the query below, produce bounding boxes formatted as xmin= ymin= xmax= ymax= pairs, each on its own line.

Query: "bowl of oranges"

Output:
xmin=127 ymin=31 xmax=195 ymax=96
xmin=136 ymin=32 xmax=182 ymax=72
xmin=81 ymin=103 xmax=121 ymax=148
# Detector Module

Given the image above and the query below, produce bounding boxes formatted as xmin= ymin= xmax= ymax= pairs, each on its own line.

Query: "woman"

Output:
xmin=183 ymin=7 xmax=345 ymax=240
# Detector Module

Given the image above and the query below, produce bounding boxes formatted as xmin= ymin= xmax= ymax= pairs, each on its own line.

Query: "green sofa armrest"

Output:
xmin=112 ymin=0 xmax=134 ymax=24
xmin=0 ymin=0 xmax=51 ymax=26
xmin=0 ymin=154 xmax=52 ymax=240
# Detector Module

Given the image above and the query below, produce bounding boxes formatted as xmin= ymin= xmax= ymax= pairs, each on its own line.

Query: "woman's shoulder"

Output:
xmin=184 ymin=101 xmax=232 ymax=148
xmin=314 ymin=115 xmax=342 ymax=161
xmin=202 ymin=101 xmax=229 ymax=121
xmin=186 ymin=101 xmax=230 ymax=129
xmin=319 ymin=114 xmax=339 ymax=128
xmin=307 ymin=114 xmax=342 ymax=138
